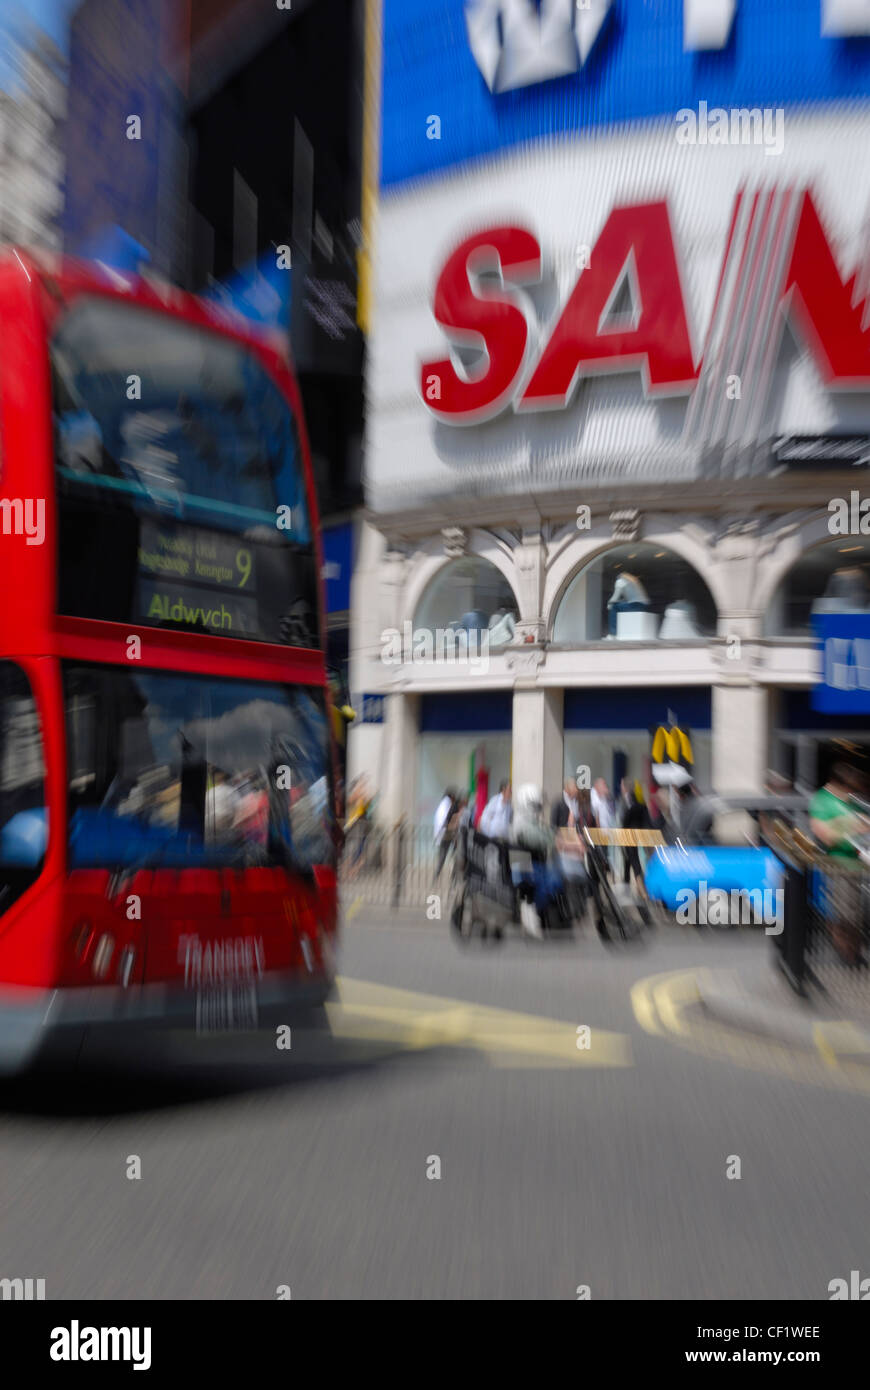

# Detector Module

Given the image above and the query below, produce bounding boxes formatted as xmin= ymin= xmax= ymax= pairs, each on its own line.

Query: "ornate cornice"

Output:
xmin=441 ymin=526 xmax=467 ymax=558
xmin=610 ymin=508 xmax=641 ymax=541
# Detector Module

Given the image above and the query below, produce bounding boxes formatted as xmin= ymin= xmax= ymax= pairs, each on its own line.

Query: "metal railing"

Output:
xmin=339 ymin=820 xmax=453 ymax=910
xmin=339 ymin=820 xmax=659 ymax=919
xmin=764 ymin=818 xmax=870 ymax=1008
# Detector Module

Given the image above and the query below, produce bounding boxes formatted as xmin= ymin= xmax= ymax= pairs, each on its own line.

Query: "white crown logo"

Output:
xmin=464 ymin=0 xmax=613 ymax=95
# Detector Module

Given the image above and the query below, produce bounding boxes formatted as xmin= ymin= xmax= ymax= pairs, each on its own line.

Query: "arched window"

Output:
xmin=414 ymin=557 xmax=519 ymax=650
xmin=765 ymin=538 xmax=870 ymax=637
xmin=552 ymin=543 xmax=717 ymax=643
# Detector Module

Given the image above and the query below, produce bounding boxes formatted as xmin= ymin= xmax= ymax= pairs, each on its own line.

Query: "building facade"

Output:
xmin=0 ymin=29 xmax=66 ymax=251
xmin=351 ymin=0 xmax=870 ymax=826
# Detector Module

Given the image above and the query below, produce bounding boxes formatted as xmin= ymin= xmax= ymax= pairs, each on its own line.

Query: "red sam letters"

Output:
xmin=420 ymin=191 xmax=870 ymax=422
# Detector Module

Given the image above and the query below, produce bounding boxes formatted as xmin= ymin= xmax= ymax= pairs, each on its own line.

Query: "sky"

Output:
xmin=0 ymin=0 xmax=77 ymax=88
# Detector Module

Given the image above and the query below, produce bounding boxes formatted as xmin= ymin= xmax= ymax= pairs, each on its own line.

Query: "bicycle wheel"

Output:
xmin=596 ymin=875 xmax=644 ymax=943
xmin=449 ymin=884 xmax=471 ymax=939
xmin=588 ymin=877 xmax=614 ymax=941
xmin=450 ymin=887 xmax=489 ymax=942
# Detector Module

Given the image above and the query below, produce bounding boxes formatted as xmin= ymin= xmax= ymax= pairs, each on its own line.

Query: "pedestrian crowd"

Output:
xmin=434 ymin=775 xmax=678 ymax=859
xmin=432 ymin=772 xmax=685 ymax=937
xmin=345 ymin=754 xmax=870 ymax=955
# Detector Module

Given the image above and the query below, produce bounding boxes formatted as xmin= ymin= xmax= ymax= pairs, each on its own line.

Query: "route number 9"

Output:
xmin=236 ymin=548 xmax=252 ymax=588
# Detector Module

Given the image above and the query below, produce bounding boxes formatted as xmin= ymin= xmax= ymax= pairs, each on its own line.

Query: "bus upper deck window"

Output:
xmin=52 ymin=297 xmax=318 ymax=646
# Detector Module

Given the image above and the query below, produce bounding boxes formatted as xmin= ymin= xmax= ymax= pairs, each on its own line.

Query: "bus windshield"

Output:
xmin=64 ymin=664 xmax=335 ymax=872
xmin=52 ymin=297 xmax=318 ymax=647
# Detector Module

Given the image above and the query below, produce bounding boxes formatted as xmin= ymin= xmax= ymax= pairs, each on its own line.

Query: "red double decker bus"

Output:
xmin=0 ymin=249 xmax=339 ymax=1074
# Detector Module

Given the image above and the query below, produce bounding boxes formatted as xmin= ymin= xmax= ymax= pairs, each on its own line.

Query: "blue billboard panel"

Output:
xmin=381 ymin=0 xmax=870 ymax=189
xmin=812 ymin=613 xmax=870 ymax=713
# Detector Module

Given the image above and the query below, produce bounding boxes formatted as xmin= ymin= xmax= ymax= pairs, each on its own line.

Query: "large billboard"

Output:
xmin=381 ymin=0 xmax=870 ymax=189
xmin=366 ymin=0 xmax=870 ymax=512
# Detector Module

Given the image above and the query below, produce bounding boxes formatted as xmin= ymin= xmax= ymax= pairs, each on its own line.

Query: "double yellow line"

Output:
xmin=632 ymin=968 xmax=870 ymax=1093
xmin=630 ymin=969 xmax=706 ymax=1038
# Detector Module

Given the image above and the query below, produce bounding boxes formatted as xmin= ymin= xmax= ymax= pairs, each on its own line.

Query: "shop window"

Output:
xmin=0 ymin=663 xmax=47 ymax=914
xmin=764 ymin=538 xmax=870 ymax=638
xmin=552 ymin=543 xmax=717 ymax=643
xmin=414 ymin=557 xmax=519 ymax=651
xmin=417 ymin=733 xmax=511 ymax=829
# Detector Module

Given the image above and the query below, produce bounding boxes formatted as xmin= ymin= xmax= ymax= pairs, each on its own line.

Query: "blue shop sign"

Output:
xmin=812 ymin=613 xmax=870 ymax=713
xmin=322 ymin=522 xmax=353 ymax=614
xmin=353 ymin=693 xmax=386 ymax=724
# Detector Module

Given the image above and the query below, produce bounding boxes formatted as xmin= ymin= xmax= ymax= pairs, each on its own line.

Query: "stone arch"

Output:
xmin=756 ymin=512 xmax=849 ymax=617
xmin=545 ymin=529 xmax=721 ymax=640
xmin=761 ymin=515 xmax=870 ymax=636
xmin=401 ymin=530 xmax=525 ymax=629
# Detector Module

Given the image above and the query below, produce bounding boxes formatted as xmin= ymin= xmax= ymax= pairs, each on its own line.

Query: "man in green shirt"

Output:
xmin=809 ymin=761 xmax=870 ymax=966
xmin=809 ymin=762 xmax=870 ymax=857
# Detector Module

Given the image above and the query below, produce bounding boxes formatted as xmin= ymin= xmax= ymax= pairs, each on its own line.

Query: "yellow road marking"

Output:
xmin=813 ymin=1025 xmax=838 ymax=1067
xmin=632 ymin=968 xmax=870 ymax=1096
xmin=652 ymin=972 xmax=700 ymax=1036
xmin=631 ymin=969 xmax=701 ymax=1037
xmin=327 ymin=976 xmax=632 ymax=1068
xmin=629 ymin=975 xmax=666 ymax=1036
xmin=344 ymin=896 xmax=364 ymax=922
xmin=813 ymin=1020 xmax=870 ymax=1067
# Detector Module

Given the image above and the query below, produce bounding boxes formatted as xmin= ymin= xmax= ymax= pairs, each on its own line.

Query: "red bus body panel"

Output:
xmin=0 ymin=252 xmax=338 ymax=1059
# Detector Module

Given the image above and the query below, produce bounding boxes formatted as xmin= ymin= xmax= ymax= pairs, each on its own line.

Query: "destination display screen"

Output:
xmin=137 ymin=523 xmax=261 ymax=637
xmin=138 ymin=525 xmax=257 ymax=594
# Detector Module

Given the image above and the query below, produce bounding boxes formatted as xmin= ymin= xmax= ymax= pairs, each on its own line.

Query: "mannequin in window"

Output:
xmin=810 ymin=567 xmax=870 ymax=616
xmin=457 ymin=609 xmax=489 ymax=641
xmin=659 ymin=598 xmax=701 ymax=640
xmin=487 ymin=607 xmax=516 ymax=647
xmin=606 ymin=572 xmax=652 ymax=637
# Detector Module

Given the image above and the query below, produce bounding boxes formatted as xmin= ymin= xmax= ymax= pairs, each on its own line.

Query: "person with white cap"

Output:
xmin=513 ymin=784 xmax=553 ymax=856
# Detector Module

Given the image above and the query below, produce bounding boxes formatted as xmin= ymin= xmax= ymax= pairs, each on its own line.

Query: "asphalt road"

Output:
xmin=2 ymin=910 xmax=869 ymax=1300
